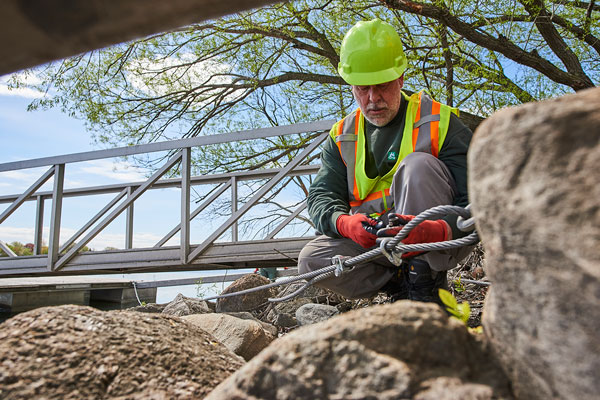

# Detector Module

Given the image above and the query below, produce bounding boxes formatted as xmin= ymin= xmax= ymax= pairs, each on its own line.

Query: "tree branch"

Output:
xmin=379 ymin=0 xmax=596 ymax=90
xmin=520 ymin=0 xmax=594 ymax=88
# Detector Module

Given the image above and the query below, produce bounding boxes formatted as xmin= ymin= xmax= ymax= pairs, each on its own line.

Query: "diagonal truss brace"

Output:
xmin=59 ymin=188 xmax=129 ymax=253
xmin=186 ymin=131 xmax=328 ymax=264
xmin=0 ymin=165 xmax=56 ymax=225
xmin=154 ymin=180 xmax=232 ymax=248
xmin=53 ymin=150 xmax=184 ymax=271
xmin=265 ymin=200 xmax=308 ymax=240
xmin=0 ymin=240 xmax=17 ymax=257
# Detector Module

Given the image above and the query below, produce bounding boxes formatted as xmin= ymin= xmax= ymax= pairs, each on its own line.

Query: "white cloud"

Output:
xmin=0 ymin=168 xmax=55 ymax=193
xmin=126 ymin=54 xmax=242 ymax=105
xmin=78 ymin=159 xmax=147 ymax=182
xmin=0 ymin=72 xmax=45 ymax=99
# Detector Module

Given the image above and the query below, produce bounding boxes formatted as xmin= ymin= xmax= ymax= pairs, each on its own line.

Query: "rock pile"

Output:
xmin=0 ymin=305 xmax=243 ymax=399
xmin=0 ymin=88 xmax=597 ymax=399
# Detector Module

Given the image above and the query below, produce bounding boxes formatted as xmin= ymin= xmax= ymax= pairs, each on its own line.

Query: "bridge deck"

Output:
xmin=0 ymin=237 xmax=313 ymax=276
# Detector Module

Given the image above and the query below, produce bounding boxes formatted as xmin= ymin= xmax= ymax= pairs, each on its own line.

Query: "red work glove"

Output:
xmin=336 ymin=213 xmax=378 ymax=248
xmin=377 ymin=214 xmax=451 ymax=258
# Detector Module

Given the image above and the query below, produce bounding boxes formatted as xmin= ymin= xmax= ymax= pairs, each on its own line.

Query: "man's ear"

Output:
xmin=398 ymin=74 xmax=405 ymax=88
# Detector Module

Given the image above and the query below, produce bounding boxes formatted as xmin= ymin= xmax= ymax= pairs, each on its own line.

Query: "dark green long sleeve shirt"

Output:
xmin=307 ymin=96 xmax=473 ymax=238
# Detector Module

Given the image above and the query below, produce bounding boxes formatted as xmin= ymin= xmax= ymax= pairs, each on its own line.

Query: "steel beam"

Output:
xmin=0 ymin=164 xmax=321 ymax=204
xmin=180 ymin=148 xmax=191 ymax=264
xmin=0 ymin=120 xmax=335 ymax=172
xmin=47 ymin=164 xmax=65 ymax=271
xmin=125 ymin=187 xmax=134 ymax=250
xmin=34 ymin=196 xmax=44 ymax=255
xmin=231 ymin=176 xmax=238 ymax=242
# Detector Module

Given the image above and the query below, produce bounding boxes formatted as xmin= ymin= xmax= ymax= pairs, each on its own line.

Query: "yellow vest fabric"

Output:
xmin=329 ymin=90 xmax=458 ymax=216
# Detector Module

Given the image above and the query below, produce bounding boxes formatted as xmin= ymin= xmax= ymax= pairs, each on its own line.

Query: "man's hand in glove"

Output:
xmin=336 ymin=213 xmax=379 ymax=248
xmin=377 ymin=213 xmax=451 ymax=258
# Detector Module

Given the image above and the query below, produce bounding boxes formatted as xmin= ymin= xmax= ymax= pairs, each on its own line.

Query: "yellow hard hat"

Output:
xmin=338 ymin=19 xmax=407 ymax=85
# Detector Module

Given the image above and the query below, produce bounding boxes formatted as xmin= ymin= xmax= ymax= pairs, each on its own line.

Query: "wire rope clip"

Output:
xmin=456 ymin=204 xmax=476 ymax=232
xmin=379 ymin=238 xmax=403 ymax=266
xmin=331 ymin=255 xmax=349 ymax=277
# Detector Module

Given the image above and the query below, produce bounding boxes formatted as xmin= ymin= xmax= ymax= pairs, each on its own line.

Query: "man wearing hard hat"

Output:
xmin=298 ymin=19 xmax=473 ymax=304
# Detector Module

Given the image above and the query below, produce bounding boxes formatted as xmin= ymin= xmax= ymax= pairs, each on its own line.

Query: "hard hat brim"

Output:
xmin=339 ymin=64 xmax=406 ymax=86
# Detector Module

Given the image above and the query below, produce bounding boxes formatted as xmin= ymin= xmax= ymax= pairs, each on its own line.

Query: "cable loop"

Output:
xmin=202 ymin=204 xmax=480 ymax=303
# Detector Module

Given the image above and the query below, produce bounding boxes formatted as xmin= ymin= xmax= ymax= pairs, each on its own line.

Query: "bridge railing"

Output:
xmin=0 ymin=120 xmax=335 ymax=276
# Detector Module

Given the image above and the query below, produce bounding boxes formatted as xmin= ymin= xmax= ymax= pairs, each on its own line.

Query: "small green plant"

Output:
xmin=453 ymin=277 xmax=465 ymax=293
xmin=438 ymin=288 xmax=470 ymax=325
xmin=195 ymin=278 xmax=220 ymax=299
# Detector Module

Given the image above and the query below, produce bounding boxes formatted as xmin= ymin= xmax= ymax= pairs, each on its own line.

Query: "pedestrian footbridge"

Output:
xmin=0 ymin=120 xmax=335 ymax=277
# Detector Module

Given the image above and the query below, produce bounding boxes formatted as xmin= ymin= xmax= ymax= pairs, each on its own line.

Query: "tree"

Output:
xmin=10 ymin=0 xmax=598 ymax=236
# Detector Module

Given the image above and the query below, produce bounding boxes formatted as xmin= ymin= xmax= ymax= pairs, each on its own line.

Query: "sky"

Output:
xmin=0 ymin=74 xmax=249 ymax=302
xmin=0 ymin=73 xmax=188 ymax=250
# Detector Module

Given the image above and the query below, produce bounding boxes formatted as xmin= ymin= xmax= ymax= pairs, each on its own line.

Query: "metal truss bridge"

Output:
xmin=0 ymin=120 xmax=335 ymax=277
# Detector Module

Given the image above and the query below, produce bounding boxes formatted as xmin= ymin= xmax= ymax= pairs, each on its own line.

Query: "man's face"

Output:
xmin=351 ymin=76 xmax=404 ymax=127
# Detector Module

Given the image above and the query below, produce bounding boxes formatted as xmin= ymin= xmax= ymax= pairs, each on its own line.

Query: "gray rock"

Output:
xmin=469 ymin=87 xmax=600 ymax=400
xmin=161 ymin=293 xmax=211 ymax=317
xmin=0 ymin=305 xmax=243 ymax=399
xmin=295 ymin=303 xmax=339 ymax=326
xmin=216 ymin=274 xmax=276 ymax=313
xmin=224 ymin=311 xmax=278 ymax=337
xmin=128 ymin=302 xmax=166 ymax=313
xmin=183 ymin=313 xmax=276 ymax=361
xmin=206 ymin=302 xmax=513 ymax=400
xmin=272 ymin=312 xmax=297 ymax=328
xmin=265 ymin=281 xmax=345 ymax=329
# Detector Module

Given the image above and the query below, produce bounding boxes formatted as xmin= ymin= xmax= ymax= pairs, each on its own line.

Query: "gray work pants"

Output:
xmin=298 ymin=152 xmax=471 ymax=299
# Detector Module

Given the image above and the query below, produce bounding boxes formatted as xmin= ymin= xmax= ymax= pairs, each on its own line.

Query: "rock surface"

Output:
xmin=265 ymin=281 xmax=346 ymax=328
xmin=216 ymin=274 xmax=276 ymax=313
xmin=0 ymin=305 xmax=244 ymax=399
xmin=295 ymin=303 xmax=339 ymax=326
xmin=224 ymin=311 xmax=279 ymax=337
xmin=206 ymin=301 xmax=513 ymax=400
xmin=162 ymin=293 xmax=211 ymax=317
xmin=469 ymin=87 xmax=600 ymax=400
xmin=183 ymin=313 xmax=276 ymax=361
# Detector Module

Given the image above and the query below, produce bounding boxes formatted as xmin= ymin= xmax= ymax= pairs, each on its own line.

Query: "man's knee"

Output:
xmin=398 ymin=152 xmax=446 ymax=184
xmin=297 ymin=245 xmax=312 ymax=274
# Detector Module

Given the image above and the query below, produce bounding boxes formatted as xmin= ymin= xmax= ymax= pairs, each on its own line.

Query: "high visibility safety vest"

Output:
xmin=330 ymin=90 xmax=458 ymax=217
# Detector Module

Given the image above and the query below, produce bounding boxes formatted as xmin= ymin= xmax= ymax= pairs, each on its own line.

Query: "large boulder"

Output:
xmin=216 ymin=274 xmax=276 ymax=313
xmin=206 ymin=301 xmax=513 ymax=399
xmin=183 ymin=313 xmax=276 ymax=361
xmin=0 ymin=305 xmax=244 ymax=399
xmin=469 ymin=87 xmax=600 ymax=400
xmin=162 ymin=293 xmax=211 ymax=317
xmin=295 ymin=303 xmax=339 ymax=326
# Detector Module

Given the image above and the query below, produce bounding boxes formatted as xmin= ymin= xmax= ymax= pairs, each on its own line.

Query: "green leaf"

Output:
xmin=438 ymin=288 xmax=458 ymax=310
xmin=458 ymin=302 xmax=471 ymax=323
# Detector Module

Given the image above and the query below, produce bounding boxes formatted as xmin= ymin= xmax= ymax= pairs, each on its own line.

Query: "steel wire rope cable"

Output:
xmin=202 ymin=205 xmax=480 ymax=303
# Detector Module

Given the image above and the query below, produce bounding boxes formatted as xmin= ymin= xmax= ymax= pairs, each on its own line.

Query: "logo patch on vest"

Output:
xmin=387 ymin=151 xmax=397 ymax=161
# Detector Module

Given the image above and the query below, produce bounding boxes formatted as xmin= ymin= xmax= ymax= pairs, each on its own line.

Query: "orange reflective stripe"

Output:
xmin=352 ymin=109 xmax=361 ymax=201
xmin=431 ymin=100 xmax=441 ymax=157
xmin=349 ymin=188 xmax=390 ymax=207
